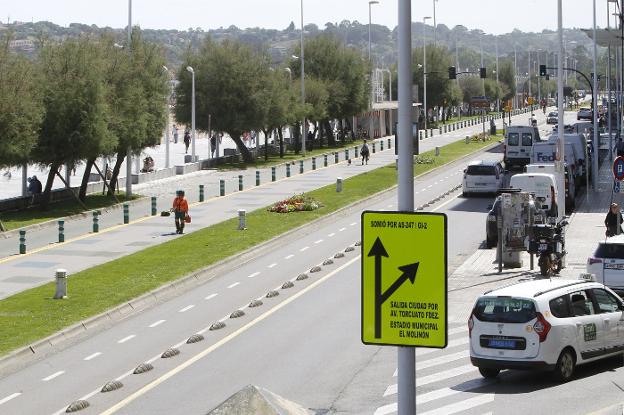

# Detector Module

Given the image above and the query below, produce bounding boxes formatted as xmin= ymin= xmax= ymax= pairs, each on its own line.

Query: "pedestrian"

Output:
xmin=27 ymin=175 xmax=42 ymax=205
xmin=183 ymin=129 xmax=191 ymax=154
xmin=360 ymin=139 xmax=370 ymax=165
xmin=605 ymin=202 xmax=623 ymax=237
xmin=171 ymin=190 xmax=189 ymax=234
xmin=210 ymin=134 xmax=217 ymax=158
xmin=172 ymin=125 xmax=179 ymax=144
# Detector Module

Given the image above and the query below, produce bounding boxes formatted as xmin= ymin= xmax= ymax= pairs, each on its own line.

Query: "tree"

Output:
xmin=35 ymin=36 xmax=115 ymax=208
xmin=175 ymin=38 xmax=270 ymax=163
xmin=498 ymin=60 xmax=516 ymax=103
xmin=0 ymin=35 xmax=43 ymax=169
xmin=459 ymin=76 xmax=484 ymax=113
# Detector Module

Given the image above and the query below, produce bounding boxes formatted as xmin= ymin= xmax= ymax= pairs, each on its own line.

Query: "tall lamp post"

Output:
xmin=423 ymin=16 xmax=432 ymax=131
xmin=368 ymin=1 xmax=379 ymax=62
xmin=163 ymin=66 xmax=171 ymax=168
xmin=592 ymin=0 xmax=599 ymax=190
xmin=300 ymin=0 xmax=306 ymax=156
xmin=125 ymin=0 xmax=133 ymax=197
xmin=433 ymin=0 xmax=439 ymax=45
xmin=186 ymin=66 xmax=196 ymax=161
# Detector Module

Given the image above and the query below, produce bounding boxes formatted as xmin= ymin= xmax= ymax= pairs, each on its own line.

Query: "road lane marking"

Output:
xmin=373 ymin=403 xmax=396 ymax=415
xmin=99 ymin=255 xmax=360 ymax=415
xmin=84 ymin=352 xmax=101 ymax=361
xmin=284 ymin=254 xmax=294 ymax=259
xmin=339 ymin=227 xmax=346 ymax=232
xmin=247 ymin=272 xmax=261 ymax=278
xmin=300 ymin=246 xmax=309 ymax=252
xmin=419 ymin=394 xmax=494 ymax=415
xmin=314 ymin=239 xmax=323 ymax=244
xmin=42 ymin=371 xmax=65 ymax=381
xmin=350 ymin=222 xmax=357 ymax=226
xmin=149 ymin=320 xmax=166 ymax=328
xmin=178 ymin=305 xmax=195 ymax=313
xmin=328 ymin=233 xmax=335 ymax=237
xmin=204 ymin=293 xmax=218 ymax=300
xmin=267 ymin=263 xmax=277 ymax=268
xmin=0 ymin=393 xmax=20 ymax=406
xmin=117 ymin=335 xmax=136 ymax=344
xmin=383 ymin=364 xmax=475 ymax=397
xmin=227 ymin=282 xmax=240 ymax=289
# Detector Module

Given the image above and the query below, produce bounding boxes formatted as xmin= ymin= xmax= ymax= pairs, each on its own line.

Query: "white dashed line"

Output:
xmin=0 ymin=393 xmax=20 ymax=406
xmin=267 ymin=263 xmax=277 ymax=268
xmin=387 ymin=204 xmax=393 ymax=208
xmin=84 ymin=352 xmax=101 ymax=361
xmin=300 ymin=246 xmax=309 ymax=252
xmin=117 ymin=335 xmax=136 ymax=344
xmin=328 ymin=233 xmax=336 ymax=237
xmin=205 ymin=293 xmax=218 ymax=300
xmin=228 ymin=282 xmax=240 ymax=289
xmin=314 ymin=239 xmax=323 ymax=244
xmin=42 ymin=371 xmax=65 ymax=382
xmin=350 ymin=222 xmax=357 ymax=226
xmin=247 ymin=272 xmax=260 ymax=278
xmin=149 ymin=320 xmax=166 ymax=328
xmin=179 ymin=305 xmax=195 ymax=313
xmin=339 ymin=227 xmax=346 ymax=232
xmin=284 ymin=254 xmax=294 ymax=259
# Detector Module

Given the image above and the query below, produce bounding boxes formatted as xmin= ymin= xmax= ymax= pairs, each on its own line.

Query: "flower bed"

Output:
xmin=268 ymin=194 xmax=322 ymax=213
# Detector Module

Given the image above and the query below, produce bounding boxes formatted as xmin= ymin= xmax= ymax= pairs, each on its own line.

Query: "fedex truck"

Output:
xmin=531 ymin=142 xmax=582 ymax=186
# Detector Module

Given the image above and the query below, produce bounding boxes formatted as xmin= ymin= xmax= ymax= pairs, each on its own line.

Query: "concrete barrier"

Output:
xmin=131 ymin=167 xmax=176 ymax=184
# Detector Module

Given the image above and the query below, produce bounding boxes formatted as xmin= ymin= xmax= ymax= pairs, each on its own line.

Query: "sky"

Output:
xmin=1 ymin=0 xmax=619 ymax=34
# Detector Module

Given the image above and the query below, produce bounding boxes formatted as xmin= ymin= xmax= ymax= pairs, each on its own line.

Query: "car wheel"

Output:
xmin=553 ymin=349 xmax=575 ymax=382
xmin=486 ymin=234 xmax=493 ymax=248
xmin=478 ymin=367 xmax=500 ymax=379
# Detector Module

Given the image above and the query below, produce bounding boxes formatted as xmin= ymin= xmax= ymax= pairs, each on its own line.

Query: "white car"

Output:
xmin=587 ymin=235 xmax=624 ymax=295
xmin=462 ymin=160 xmax=504 ymax=196
xmin=469 ymin=279 xmax=624 ymax=382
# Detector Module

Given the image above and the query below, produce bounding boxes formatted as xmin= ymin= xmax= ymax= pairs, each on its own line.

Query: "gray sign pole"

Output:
xmin=397 ymin=1 xmax=415 ymax=414
xmin=556 ymin=0 xmax=565 ymax=217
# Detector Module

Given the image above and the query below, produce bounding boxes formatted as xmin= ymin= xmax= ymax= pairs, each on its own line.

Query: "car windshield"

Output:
xmin=466 ymin=165 xmax=496 ymax=175
xmin=549 ymin=112 xmax=557 ymax=117
xmin=594 ymin=243 xmax=624 ymax=259
xmin=474 ymin=296 xmax=537 ymax=323
xmin=507 ymin=133 xmax=519 ymax=146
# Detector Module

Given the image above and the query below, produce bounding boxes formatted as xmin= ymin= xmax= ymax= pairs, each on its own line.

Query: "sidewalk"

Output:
xmin=0 ymin=110 xmax=536 ymax=300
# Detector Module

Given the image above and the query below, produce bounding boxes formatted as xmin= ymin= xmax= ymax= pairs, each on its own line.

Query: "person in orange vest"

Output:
xmin=171 ymin=190 xmax=189 ymax=234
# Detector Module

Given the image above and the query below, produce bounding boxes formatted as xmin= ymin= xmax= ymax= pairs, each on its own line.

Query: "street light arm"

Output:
xmin=544 ymin=66 xmax=594 ymax=100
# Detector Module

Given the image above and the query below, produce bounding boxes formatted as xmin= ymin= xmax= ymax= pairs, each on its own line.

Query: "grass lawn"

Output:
xmin=0 ymin=136 xmax=499 ymax=357
xmin=0 ymin=193 xmax=139 ymax=231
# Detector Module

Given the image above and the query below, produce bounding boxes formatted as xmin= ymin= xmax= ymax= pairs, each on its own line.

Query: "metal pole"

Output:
xmin=432 ymin=0 xmax=437 ymax=45
xmin=592 ymin=0 xmax=599 ymax=190
xmin=423 ymin=17 xmax=429 ymax=132
xmin=609 ymin=45 xmax=613 ymax=161
xmin=496 ymin=38 xmax=500 ymax=111
xmin=514 ymin=44 xmax=518 ymax=109
xmin=537 ymin=51 xmax=541 ymax=103
xmin=125 ymin=0 xmax=133 ymax=197
xmin=528 ymin=50 xmax=531 ymax=99
xmin=191 ymin=70 xmax=196 ymax=160
xmin=557 ymin=0 xmax=566 ymax=218
xmin=398 ymin=1 xmax=415 ymax=414
xmin=300 ymin=0 xmax=306 ymax=157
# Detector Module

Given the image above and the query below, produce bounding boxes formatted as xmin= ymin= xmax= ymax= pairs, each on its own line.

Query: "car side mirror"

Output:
xmin=560 ymin=220 xmax=569 ymax=227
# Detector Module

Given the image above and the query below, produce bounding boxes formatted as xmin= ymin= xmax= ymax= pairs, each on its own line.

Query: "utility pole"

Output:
xmin=125 ymin=0 xmax=133 ymax=197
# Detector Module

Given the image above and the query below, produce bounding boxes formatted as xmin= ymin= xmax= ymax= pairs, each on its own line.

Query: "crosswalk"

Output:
xmin=373 ymin=324 xmax=495 ymax=415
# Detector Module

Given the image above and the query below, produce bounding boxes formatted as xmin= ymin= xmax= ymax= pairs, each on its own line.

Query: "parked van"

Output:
xmin=546 ymin=133 xmax=588 ymax=183
xmin=462 ymin=160 xmax=505 ymax=196
xmin=504 ymin=126 xmax=541 ymax=169
xmin=509 ymin=173 xmax=560 ymax=220
xmin=531 ymin=141 xmax=582 ymax=187
xmin=525 ymin=163 xmax=576 ymax=210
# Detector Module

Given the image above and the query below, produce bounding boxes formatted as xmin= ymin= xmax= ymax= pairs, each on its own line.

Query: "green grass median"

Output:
xmin=0 ymin=136 xmax=500 ymax=357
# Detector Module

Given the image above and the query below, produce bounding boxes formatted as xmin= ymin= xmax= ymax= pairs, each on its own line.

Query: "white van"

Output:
xmin=525 ymin=163 xmax=576 ymax=210
xmin=531 ymin=141 xmax=582 ymax=187
xmin=462 ymin=160 xmax=505 ymax=196
xmin=546 ymin=133 xmax=588 ymax=183
xmin=504 ymin=126 xmax=541 ymax=169
xmin=509 ymin=172 xmax=559 ymax=219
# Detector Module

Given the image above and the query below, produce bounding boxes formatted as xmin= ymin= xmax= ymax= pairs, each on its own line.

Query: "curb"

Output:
xmin=0 ymin=133 xmax=502 ymax=374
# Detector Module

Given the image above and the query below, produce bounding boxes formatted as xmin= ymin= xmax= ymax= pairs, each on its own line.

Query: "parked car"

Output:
xmin=469 ymin=279 xmax=624 ymax=382
xmin=546 ymin=112 xmax=558 ymax=124
xmin=485 ymin=196 xmax=501 ymax=248
xmin=587 ymin=235 xmax=624 ymax=296
xmin=577 ymin=108 xmax=593 ymax=121
xmin=462 ymin=160 xmax=505 ymax=197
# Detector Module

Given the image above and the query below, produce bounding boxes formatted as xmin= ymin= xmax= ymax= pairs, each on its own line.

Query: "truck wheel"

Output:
xmin=538 ymin=255 xmax=551 ymax=276
xmin=479 ymin=367 xmax=500 ymax=379
xmin=553 ymin=349 xmax=575 ymax=382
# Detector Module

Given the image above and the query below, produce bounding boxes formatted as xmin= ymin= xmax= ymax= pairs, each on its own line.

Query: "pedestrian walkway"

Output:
xmin=0 ymin=110 xmax=536 ymax=300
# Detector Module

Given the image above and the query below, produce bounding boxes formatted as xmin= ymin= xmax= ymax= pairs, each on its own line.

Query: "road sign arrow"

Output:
xmin=368 ymin=237 xmax=389 ymax=258
xmin=380 ymin=262 xmax=419 ymax=304
xmin=369 ymin=237 xmax=389 ymax=339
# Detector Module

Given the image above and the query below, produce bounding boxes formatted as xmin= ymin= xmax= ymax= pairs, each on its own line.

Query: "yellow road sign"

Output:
xmin=361 ymin=211 xmax=447 ymax=348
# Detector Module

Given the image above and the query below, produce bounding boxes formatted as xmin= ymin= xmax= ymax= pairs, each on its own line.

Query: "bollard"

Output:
xmin=312 ymin=157 xmax=316 ymax=170
xmin=256 ymin=171 xmax=260 ymax=186
xmin=465 ymin=135 xmax=470 ymax=144
xmin=92 ymin=211 xmax=99 ymax=233
xmin=355 ymin=146 xmax=359 ymax=158
xmin=220 ymin=179 xmax=225 ymax=196
xmin=439 ymin=127 xmax=442 ymax=135
xmin=238 ymin=175 xmax=243 ymax=191
xmin=430 ymin=128 xmax=433 ymax=137
xmin=286 ymin=164 xmax=291 ymax=177
xmin=19 ymin=230 xmax=26 ymax=254
xmin=324 ymin=154 xmax=328 ymax=167
xmin=345 ymin=149 xmax=349 ymax=160
xmin=238 ymin=209 xmax=246 ymax=230
xmin=58 ymin=220 xmax=65 ymax=243
xmin=425 ymin=129 xmax=428 ymax=138
xmin=198 ymin=185 xmax=204 ymax=203
xmin=388 ymin=138 xmax=391 ymax=149
xmin=372 ymin=142 xmax=376 ymax=153
xmin=271 ymin=166 xmax=276 ymax=182
xmin=334 ymin=152 xmax=339 ymax=164
xmin=299 ymin=160 xmax=304 ymax=174
xmin=336 ymin=177 xmax=343 ymax=192
xmin=151 ymin=196 xmax=157 ymax=214
xmin=435 ymin=146 xmax=440 ymax=156
xmin=380 ymin=140 xmax=384 ymax=151
xmin=123 ymin=203 xmax=129 ymax=224
xmin=53 ymin=269 xmax=68 ymax=299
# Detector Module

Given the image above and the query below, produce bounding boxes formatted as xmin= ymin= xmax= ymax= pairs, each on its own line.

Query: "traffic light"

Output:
xmin=479 ymin=67 xmax=486 ymax=79
xmin=545 ymin=74 xmax=550 ymax=81
xmin=448 ymin=66 xmax=456 ymax=79
xmin=539 ymin=64 xmax=547 ymax=77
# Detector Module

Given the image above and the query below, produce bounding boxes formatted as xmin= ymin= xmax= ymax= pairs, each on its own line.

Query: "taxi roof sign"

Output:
xmin=361 ymin=211 xmax=447 ymax=348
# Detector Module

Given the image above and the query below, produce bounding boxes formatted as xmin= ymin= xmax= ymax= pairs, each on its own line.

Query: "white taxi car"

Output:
xmin=469 ymin=279 xmax=624 ymax=382
xmin=587 ymin=234 xmax=624 ymax=295
xmin=462 ymin=160 xmax=504 ymax=196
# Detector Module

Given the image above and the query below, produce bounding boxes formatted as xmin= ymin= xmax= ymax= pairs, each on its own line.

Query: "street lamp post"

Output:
xmin=163 ymin=66 xmax=171 ymax=168
xmin=592 ymin=0 xmax=599 ymax=190
xmin=300 ymin=0 xmax=306 ymax=156
xmin=536 ymin=50 xmax=541 ymax=104
xmin=382 ymin=68 xmax=392 ymax=101
xmin=186 ymin=66 xmax=196 ymax=161
xmin=433 ymin=0 xmax=438 ymax=45
xmin=495 ymin=37 xmax=500 ymax=111
xmin=368 ymin=1 xmax=379 ymax=62
xmin=125 ymin=0 xmax=133 ymax=197
xmin=423 ymin=16 xmax=432 ymax=132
